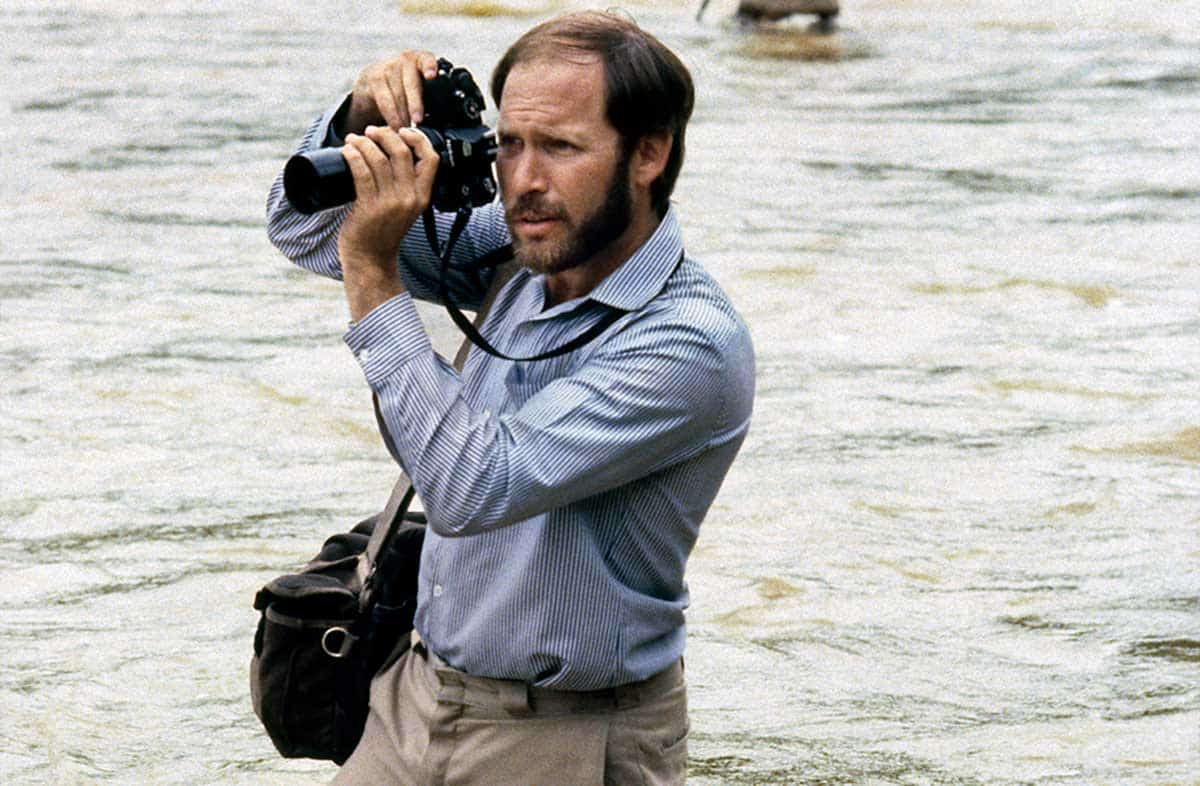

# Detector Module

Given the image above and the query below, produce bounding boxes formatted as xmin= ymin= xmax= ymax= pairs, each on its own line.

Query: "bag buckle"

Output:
xmin=321 ymin=626 xmax=356 ymax=659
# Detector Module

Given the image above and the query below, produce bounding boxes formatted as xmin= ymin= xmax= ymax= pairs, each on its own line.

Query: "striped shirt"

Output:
xmin=267 ymin=108 xmax=755 ymax=690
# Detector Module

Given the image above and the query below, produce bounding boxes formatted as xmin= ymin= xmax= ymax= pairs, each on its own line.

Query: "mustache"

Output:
xmin=506 ymin=194 xmax=567 ymax=221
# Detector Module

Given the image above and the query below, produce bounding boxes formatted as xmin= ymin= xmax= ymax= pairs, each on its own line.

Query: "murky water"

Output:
xmin=2 ymin=0 xmax=1198 ymax=783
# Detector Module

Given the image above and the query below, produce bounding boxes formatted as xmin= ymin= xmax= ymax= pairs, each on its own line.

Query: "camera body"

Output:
xmin=418 ymin=59 xmax=498 ymax=213
xmin=283 ymin=58 xmax=497 ymax=215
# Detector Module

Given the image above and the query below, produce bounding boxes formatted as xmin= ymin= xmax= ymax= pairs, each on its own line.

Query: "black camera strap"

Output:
xmin=424 ymin=208 xmax=630 ymax=363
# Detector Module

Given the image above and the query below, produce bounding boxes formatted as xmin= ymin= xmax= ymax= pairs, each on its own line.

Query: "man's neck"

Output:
xmin=542 ymin=209 xmax=662 ymax=309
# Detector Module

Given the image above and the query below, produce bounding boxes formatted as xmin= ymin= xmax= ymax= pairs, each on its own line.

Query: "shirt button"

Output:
xmin=433 ymin=584 xmax=444 ymax=597
xmin=358 ymin=348 xmax=371 ymax=364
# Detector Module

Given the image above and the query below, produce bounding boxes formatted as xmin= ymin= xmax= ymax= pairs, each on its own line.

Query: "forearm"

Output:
xmin=342 ymin=252 xmax=407 ymax=322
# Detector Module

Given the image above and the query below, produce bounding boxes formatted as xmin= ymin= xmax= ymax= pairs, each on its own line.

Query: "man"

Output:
xmin=267 ymin=11 xmax=754 ymax=784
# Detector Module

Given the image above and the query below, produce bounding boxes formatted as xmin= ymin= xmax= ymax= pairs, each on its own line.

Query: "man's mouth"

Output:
xmin=513 ymin=213 xmax=562 ymax=236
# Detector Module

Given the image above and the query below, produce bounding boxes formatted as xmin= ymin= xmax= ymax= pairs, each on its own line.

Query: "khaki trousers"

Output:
xmin=332 ymin=641 xmax=689 ymax=785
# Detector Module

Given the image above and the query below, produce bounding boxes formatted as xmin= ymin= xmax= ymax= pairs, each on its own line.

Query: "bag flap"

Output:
xmin=255 ymin=572 xmax=358 ymax=614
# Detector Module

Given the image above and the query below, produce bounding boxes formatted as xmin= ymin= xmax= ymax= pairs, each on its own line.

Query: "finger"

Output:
xmin=400 ymin=57 xmax=425 ymax=126
xmin=399 ymin=128 xmax=440 ymax=196
xmin=365 ymin=126 xmax=417 ymax=187
xmin=371 ymin=72 xmax=404 ymax=131
xmin=380 ymin=68 xmax=412 ymax=129
xmin=354 ymin=132 xmax=396 ymax=193
xmin=416 ymin=51 xmax=439 ymax=81
xmin=341 ymin=136 xmax=379 ymax=202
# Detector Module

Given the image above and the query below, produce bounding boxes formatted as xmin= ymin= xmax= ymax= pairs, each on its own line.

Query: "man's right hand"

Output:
xmin=336 ymin=125 xmax=439 ymax=322
xmin=344 ymin=51 xmax=441 ymax=134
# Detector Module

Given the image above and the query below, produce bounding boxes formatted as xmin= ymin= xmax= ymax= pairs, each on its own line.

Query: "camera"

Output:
xmin=283 ymin=58 xmax=498 ymax=215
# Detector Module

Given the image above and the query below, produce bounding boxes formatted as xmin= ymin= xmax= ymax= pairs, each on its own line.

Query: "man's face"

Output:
xmin=495 ymin=56 xmax=633 ymax=276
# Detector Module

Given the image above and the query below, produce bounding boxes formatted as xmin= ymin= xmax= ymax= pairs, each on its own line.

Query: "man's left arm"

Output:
xmin=348 ymin=299 xmax=755 ymax=537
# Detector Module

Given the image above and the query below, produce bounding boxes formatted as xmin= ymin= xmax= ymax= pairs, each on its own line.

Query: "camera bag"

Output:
xmin=250 ymin=477 xmax=424 ymax=764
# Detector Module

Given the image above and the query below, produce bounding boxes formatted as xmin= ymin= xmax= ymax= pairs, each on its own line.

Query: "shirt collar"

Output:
xmin=524 ymin=206 xmax=684 ymax=321
xmin=588 ymin=206 xmax=684 ymax=312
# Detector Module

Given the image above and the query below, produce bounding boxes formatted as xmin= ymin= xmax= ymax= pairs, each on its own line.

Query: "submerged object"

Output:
xmin=737 ymin=0 xmax=840 ymax=31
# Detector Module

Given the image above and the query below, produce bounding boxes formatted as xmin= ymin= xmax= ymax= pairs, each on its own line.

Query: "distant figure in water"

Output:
xmin=737 ymin=0 xmax=840 ymax=32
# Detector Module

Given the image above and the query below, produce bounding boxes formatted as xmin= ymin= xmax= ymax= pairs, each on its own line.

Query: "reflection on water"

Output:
xmin=1082 ymin=427 xmax=1200 ymax=463
xmin=911 ymin=278 xmax=1119 ymax=308
xmin=2 ymin=0 xmax=1198 ymax=784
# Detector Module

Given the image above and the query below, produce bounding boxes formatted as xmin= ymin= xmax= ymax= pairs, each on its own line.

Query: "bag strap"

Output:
xmin=364 ymin=477 xmax=416 ymax=567
xmin=356 ymin=475 xmax=415 ymax=600
xmin=453 ymin=256 xmax=519 ymax=368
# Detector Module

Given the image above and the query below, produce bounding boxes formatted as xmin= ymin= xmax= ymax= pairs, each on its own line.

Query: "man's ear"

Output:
xmin=631 ymin=130 xmax=672 ymax=190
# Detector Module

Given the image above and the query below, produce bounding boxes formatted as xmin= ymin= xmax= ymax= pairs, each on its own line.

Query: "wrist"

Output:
xmin=340 ymin=246 xmax=393 ymax=274
xmin=342 ymin=252 xmax=405 ymax=322
xmin=346 ymin=275 xmax=404 ymax=322
xmin=343 ymin=94 xmax=379 ymax=137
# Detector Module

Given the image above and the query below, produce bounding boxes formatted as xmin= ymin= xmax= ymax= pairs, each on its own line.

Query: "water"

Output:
xmin=2 ymin=0 xmax=1198 ymax=783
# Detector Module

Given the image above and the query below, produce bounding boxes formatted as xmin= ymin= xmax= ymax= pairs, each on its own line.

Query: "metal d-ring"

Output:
xmin=321 ymin=626 xmax=355 ymax=658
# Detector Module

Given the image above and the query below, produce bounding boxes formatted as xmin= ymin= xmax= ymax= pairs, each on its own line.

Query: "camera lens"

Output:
xmin=283 ymin=148 xmax=356 ymax=215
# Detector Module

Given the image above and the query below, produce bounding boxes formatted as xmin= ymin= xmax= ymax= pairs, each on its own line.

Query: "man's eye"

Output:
xmin=546 ymin=139 xmax=576 ymax=154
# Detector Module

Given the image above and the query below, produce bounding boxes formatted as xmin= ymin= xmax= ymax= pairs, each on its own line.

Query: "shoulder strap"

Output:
xmin=364 ymin=479 xmax=415 ymax=566
xmin=427 ymin=208 xmax=630 ymax=363
xmin=442 ymin=295 xmax=628 ymax=362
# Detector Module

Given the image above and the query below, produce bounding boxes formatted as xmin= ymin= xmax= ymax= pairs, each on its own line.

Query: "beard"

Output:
xmin=505 ymin=151 xmax=633 ymax=277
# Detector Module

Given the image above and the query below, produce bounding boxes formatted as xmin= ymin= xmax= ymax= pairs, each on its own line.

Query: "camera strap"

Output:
xmin=424 ymin=208 xmax=630 ymax=363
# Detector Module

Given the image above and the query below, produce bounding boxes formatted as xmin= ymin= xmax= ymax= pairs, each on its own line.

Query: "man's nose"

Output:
xmin=503 ymin=150 xmax=547 ymax=196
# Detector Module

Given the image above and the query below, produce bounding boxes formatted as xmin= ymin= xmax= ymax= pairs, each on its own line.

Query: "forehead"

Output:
xmin=497 ymin=56 xmax=610 ymax=133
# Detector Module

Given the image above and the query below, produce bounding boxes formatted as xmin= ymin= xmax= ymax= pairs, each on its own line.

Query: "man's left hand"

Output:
xmin=338 ymin=125 xmax=439 ymax=321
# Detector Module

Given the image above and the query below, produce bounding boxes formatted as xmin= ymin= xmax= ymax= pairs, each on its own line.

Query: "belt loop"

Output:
xmin=499 ymin=680 xmax=532 ymax=716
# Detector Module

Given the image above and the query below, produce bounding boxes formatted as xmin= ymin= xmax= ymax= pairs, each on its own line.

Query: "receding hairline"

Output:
xmin=496 ymin=50 xmax=603 ymax=99
xmin=493 ymin=56 xmax=616 ymax=144
xmin=490 ymin=11 xmax=658 ymax=99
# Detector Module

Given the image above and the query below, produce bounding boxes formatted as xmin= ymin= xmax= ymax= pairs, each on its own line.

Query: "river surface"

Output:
xmin=2 ymin=0 xmax=1198 ymax=783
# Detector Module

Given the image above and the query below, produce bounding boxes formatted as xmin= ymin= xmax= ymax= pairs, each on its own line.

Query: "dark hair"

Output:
xmin=491 ymin=11 xmax=695 ymax=218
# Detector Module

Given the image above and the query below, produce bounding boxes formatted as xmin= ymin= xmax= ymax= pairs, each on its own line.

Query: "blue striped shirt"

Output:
xmin=267 ymin=109 xmax=755 ymax=690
